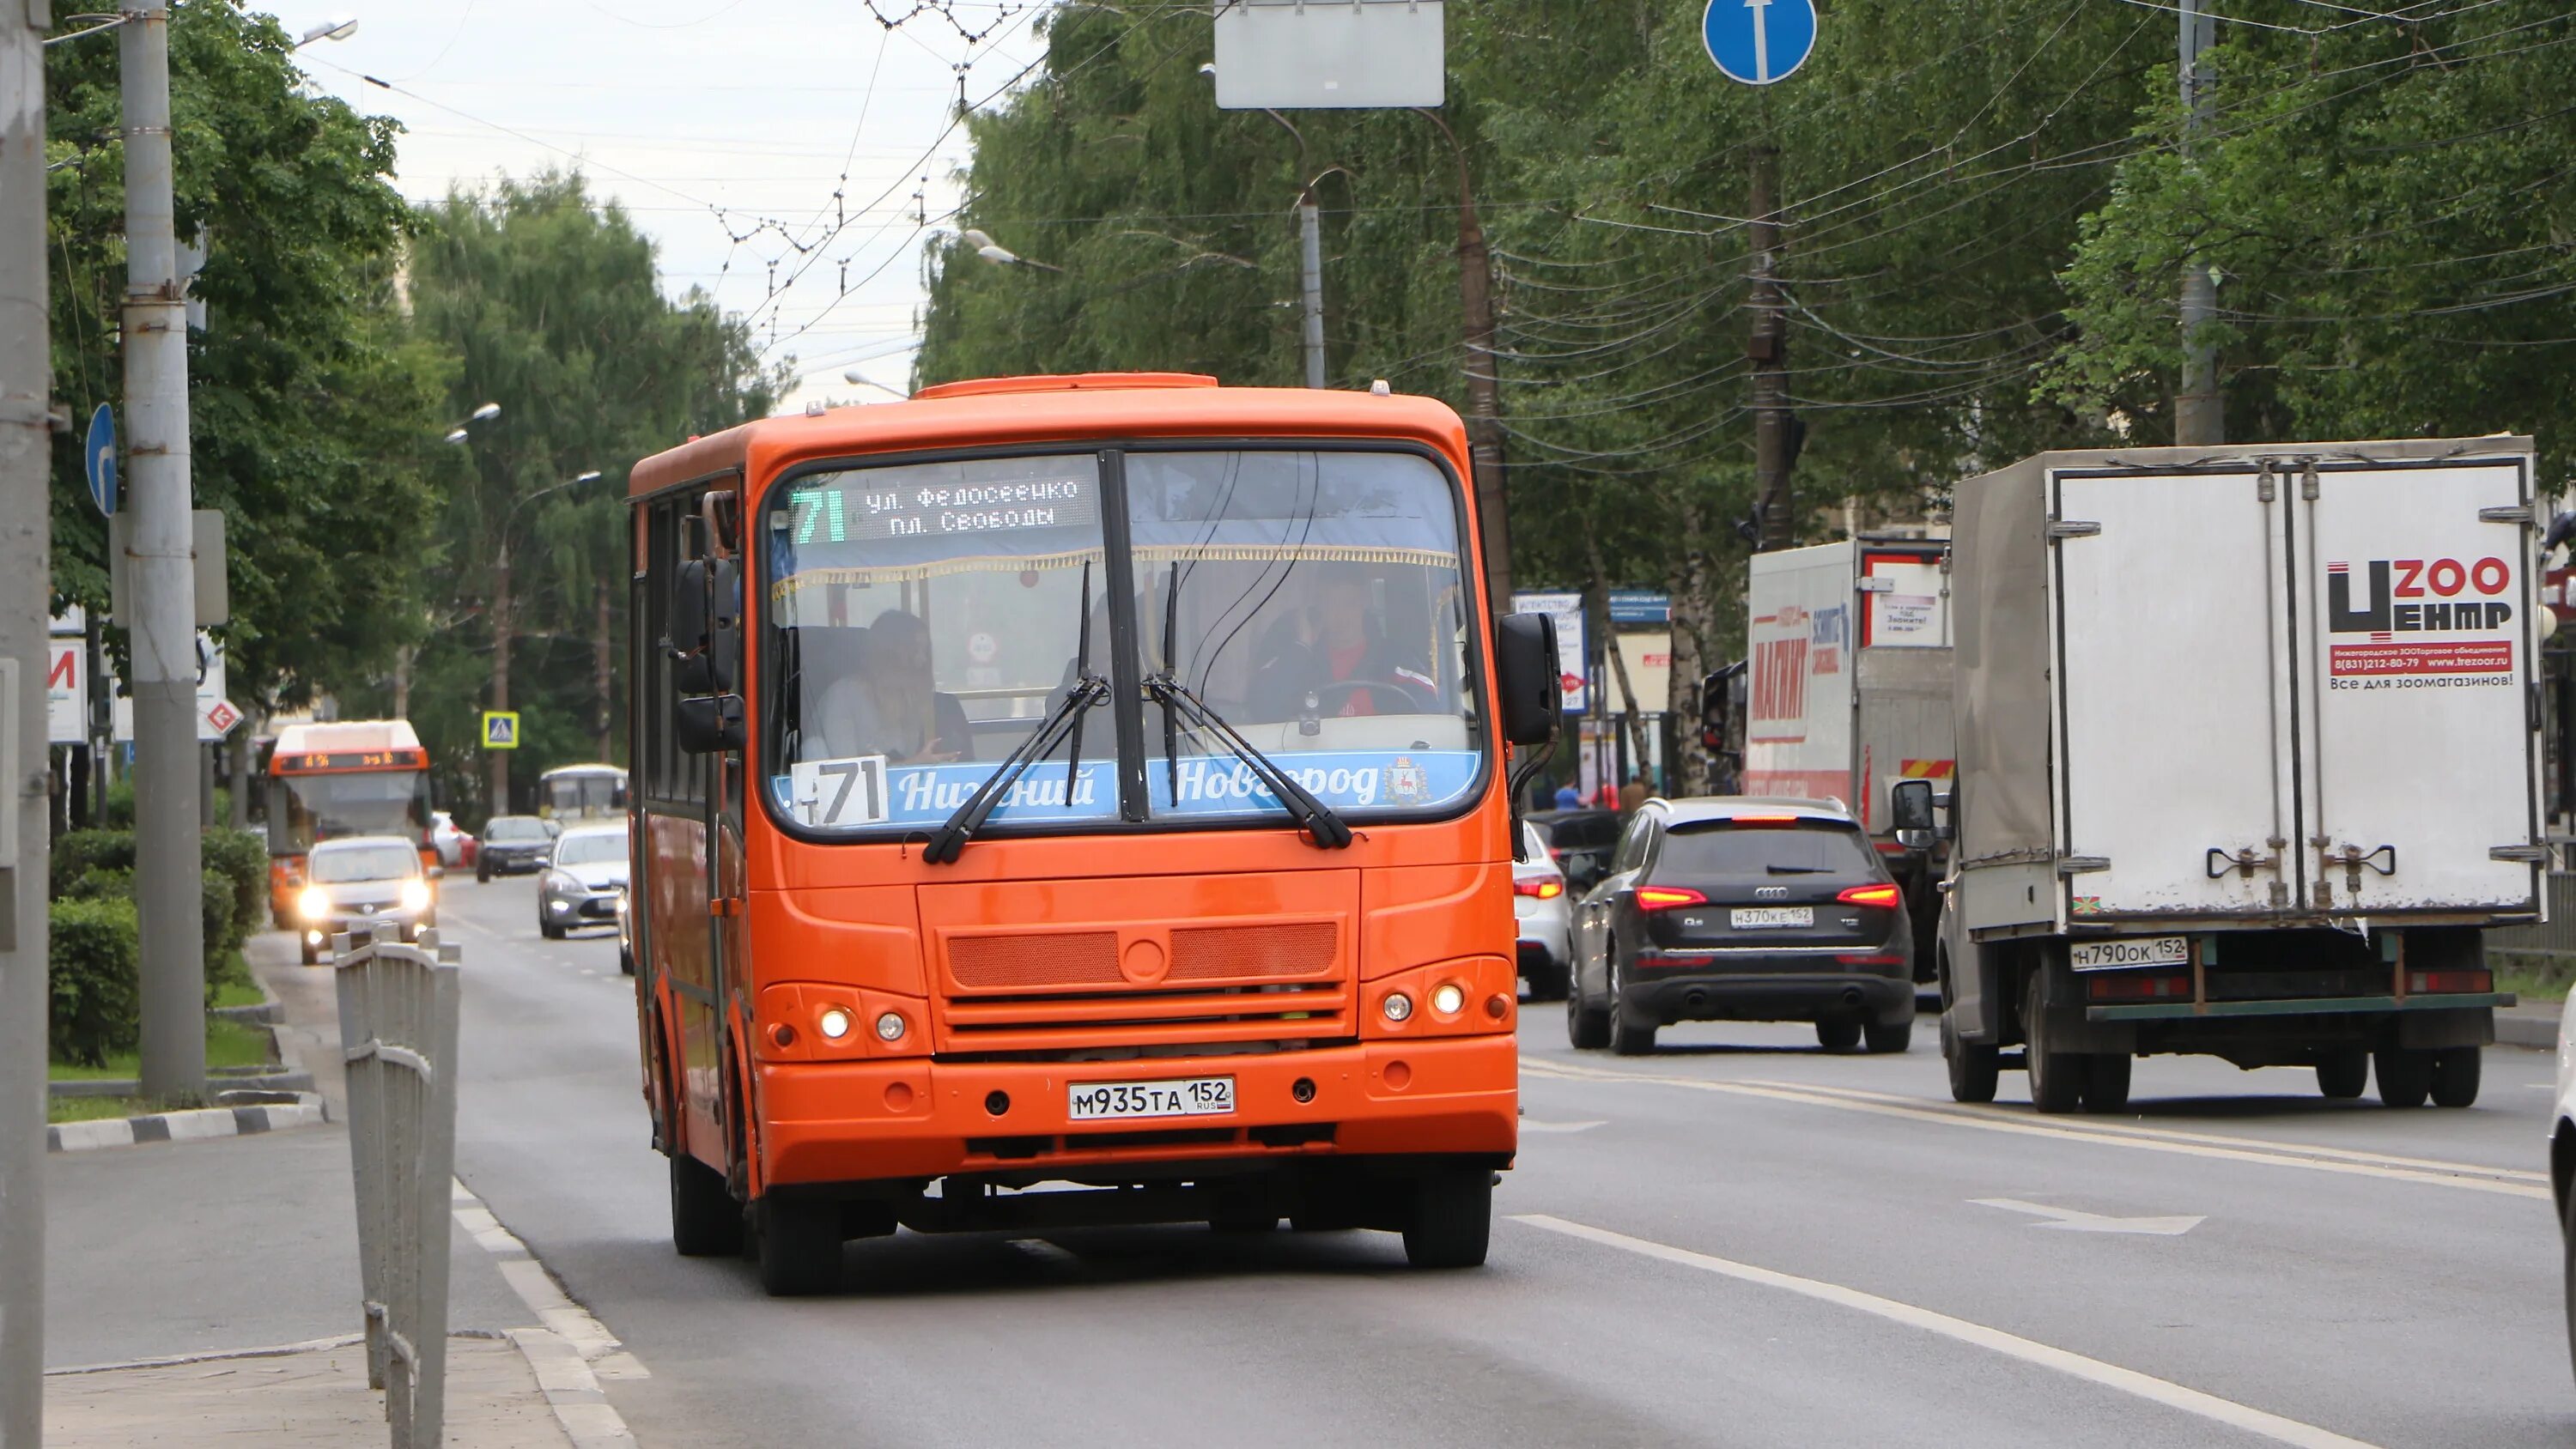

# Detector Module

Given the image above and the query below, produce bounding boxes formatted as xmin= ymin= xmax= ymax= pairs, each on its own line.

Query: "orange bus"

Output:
xmin=264 ymin=718 xmax=436 ymax=925
xmin=625 ymin=373 xmax=1560 ymax=1294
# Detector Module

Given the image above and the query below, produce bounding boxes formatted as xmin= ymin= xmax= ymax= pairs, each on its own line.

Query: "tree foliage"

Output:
xmin=385 ymin=173 xmax=781 ymax=814
xmin=44 ymin=0 xmax=447 ymax=711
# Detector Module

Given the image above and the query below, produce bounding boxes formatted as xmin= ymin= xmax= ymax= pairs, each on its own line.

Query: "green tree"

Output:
xmin=44 ymin=1 xmax=447 ymax=713
xmin=395 ymin=173 xmax=781 ymax=817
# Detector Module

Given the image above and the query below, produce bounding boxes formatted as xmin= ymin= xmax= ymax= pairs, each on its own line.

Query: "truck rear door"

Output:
xmin=2052 ymin=468 xmax=2294 ymax=917
xmin=2296 ymin=460 xmax=2541 ymax=913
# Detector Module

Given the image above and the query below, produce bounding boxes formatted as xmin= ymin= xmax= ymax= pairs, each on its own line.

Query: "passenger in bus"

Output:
xmin=812 ymin=610 xmax=973 ymax=764
xmin=1247 ymin=564 xmax=1437 ymax=720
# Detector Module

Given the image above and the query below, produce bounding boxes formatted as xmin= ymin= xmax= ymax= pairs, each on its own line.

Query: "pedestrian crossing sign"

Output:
xmin=482 ymin=712 xmax=520 ymax=750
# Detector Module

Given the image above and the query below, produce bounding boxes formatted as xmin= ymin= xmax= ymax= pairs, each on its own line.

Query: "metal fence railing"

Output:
xmin=2488 ymin=872 xmax=2576 ymax=960
xmin=334 ymin=928 xmax=463 ymax=1449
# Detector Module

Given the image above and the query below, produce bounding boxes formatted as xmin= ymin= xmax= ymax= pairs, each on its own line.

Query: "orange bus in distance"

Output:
xmin=264 ymin=718 xmax=435 ymax=920
xmin=626 ymin=373 xmax=1560 ymax=1294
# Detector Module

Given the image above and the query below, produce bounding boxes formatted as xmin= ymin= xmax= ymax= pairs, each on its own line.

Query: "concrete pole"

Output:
xmin=0 ymin=1 xmax=51 ymax=1435
xmin=2175 ymin=0 xmax=2223 ymax=446
xmin=1749 ymin=142 xmax=1794 ymax=550
xmin=1417 ymin=106 xmax=1515 ymax=622
xmin=487 ymin=543 xmax=511 ymax=815
xmin=1297 ymin=195 xmax=1325 ymax=390
xmin=123 ymin=0 xmax=207 ymax=1100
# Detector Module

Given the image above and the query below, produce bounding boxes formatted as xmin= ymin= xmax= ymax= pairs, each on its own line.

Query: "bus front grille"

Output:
xmin=935 ymin=982 xmax=1352 ymax=1057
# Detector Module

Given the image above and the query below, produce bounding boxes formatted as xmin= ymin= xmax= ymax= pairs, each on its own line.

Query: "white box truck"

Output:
xmin=1903 ymin=439 xmax=2540 ymax=1114
xmin=1745 ymin=536 xmax=1953 ymax=975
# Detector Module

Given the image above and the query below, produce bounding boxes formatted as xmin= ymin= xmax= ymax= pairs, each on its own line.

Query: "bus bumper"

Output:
xmin=754 ymin=1034 xmax=1518 ymax=1187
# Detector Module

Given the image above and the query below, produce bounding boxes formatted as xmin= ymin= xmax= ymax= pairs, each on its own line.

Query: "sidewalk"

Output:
xmin=48 ymin=1335 xmax=567 ymax=1447
xmin=2498 ymin=996 xmax=2562 ymax=1051
xmin=39 ymin=931 xmax=603 ymax=1446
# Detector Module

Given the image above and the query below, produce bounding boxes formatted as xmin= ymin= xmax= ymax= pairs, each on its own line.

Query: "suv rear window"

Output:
xmin=1656 ymin=821 xmax=1879 ymax=878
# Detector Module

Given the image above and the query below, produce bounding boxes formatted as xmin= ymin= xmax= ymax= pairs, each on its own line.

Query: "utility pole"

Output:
xmin=1 ymin=0 xmax=52 ymax=1435
xmin=124 ymin=0 xmax=208 ymax=1100
xmin=2175 ymin=0 xmax=2222 ymax=446
xmin=489 ymin=546 xmax=512 ymax=815
xmin=1417 ymin=106 xmax=1514 ymax=620
xmin=1296 ymin=186 xmax=1325 ymax=390
xmin=1748 ymin=142 xmax=1793 ymax=549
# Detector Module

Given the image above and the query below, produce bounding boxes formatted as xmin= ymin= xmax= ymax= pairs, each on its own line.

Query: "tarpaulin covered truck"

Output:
xmin=1745 ymin=536 xmax=1953 ymax=976
xmin=1905 ymin=439 xmax=2541 ymax=1113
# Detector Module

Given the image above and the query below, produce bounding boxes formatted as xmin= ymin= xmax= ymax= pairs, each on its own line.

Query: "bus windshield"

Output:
xmin=762 ymin=446 xmax=1484 ymax=837
xmin=541 ymin=772 xmax=626 ymax=818
xmin=268 ymin=771 xmax=431 ymax=857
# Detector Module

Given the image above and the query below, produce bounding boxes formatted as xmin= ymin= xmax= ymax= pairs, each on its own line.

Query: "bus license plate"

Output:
xmin=1067 ymin=1076 xmax=1236 ymax=1122
xmin=2069 ymin=937 xmax=2189 ymax=971
xmin=1729 ymin=906 xmax=1814 ymax=929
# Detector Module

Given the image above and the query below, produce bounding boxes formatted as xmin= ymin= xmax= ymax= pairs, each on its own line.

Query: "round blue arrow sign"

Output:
xmin=1704 ymin=0 xmax=1818 ymax=87
xmin=82 ymin=404 xmax=117 ymax=517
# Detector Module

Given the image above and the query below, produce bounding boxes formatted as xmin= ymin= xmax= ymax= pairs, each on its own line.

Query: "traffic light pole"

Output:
xmin=123 ymin=0 xmax=208 ymax=1100
xmin=1 ymin=3 xmax=52 ymax=1437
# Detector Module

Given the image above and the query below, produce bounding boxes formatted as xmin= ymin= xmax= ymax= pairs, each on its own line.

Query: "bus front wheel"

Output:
xmin=756 ymin=1196 xmax=844 ymax=1297
xmin=669 ymin=1153 xmax=743 ymax=1258
xmin=1401 ymin=1166 xmax=1492 ymax=1270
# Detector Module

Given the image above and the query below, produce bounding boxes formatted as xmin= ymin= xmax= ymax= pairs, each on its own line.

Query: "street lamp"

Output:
xmin=1200 ymin=62 xmax=1326 ymax=389
xmin=295 ymin=17 xmax=357 ymax=47
xmin=842 ymin=371 xmax=908 ymax=400
xmin=443 ymin=402 xmax=501 ymax=445
xmin=969 ymin=239 xmax=1066 ymax=274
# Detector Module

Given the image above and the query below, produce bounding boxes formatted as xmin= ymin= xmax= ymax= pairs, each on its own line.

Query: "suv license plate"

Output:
xmin=2069 ymin=937 xmax=2189 ymax=971
xmin=1729 ymin=906 xmax=1814 ymax=930
xmin=1067 ymin=1076 xmax=1236 ymax=1123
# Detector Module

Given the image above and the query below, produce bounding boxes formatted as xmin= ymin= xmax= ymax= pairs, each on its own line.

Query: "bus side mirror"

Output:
xmin=670 ymin=559 xmax=740 ymax=695
xmin=675 ymin=694 xmax=745 ymax=754
xmin=1493 ymin=612 xmax=1561 ymax=749
xmin=1891 ymin=778 xmax=1935 ymax=849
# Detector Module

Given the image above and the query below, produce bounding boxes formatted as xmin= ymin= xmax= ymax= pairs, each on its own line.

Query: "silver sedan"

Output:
xmin=538 ymin=824 xmax=629 ymax=941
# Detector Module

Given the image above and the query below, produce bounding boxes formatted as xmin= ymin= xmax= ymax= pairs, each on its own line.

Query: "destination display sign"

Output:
xmin=782 ymin=469 xmax=1100 ymax=545
xmin=276 ymin=749 xmax=428 ymax=773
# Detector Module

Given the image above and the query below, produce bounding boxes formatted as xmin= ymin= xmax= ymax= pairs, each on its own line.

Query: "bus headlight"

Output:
xmin=817 ymin=1008 xmax=853 ymax=1041
xmin=1430 ymin=982 xmax=1465 ymax=1017
xmin=875 ymin=1012 xmax=907 ymax=1043
xmin=297 ymin=887 xmax=331 ymax=921
xmin=398 ymin=880 xmax=432 ymax=913
xmin=1381 ymin=991 xmax=1414 ymax=1024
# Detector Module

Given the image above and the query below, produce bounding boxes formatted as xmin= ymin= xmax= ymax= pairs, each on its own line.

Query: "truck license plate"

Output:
xmin=1067 ymin=1076 xmax=1236 ymax=1122
xmin=2069 ymin=937 xmax=2189 ymax=971
xmin=1729 ymin=906 xmax=1814 ymax=930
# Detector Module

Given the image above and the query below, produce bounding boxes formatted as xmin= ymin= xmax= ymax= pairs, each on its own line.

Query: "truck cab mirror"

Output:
xmin=1891 ymin=778 xmax=1939 ymax=848
xmin=1493 ymin=612 xmax=1562 ymax=748
xmin=675 ymin=694 xmax=745 ymax=754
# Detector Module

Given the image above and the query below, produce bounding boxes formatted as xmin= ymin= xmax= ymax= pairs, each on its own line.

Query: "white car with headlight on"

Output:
xmin=295 ymin=835 xmax=439 ymax=965
xmin=539 ymin=823 xmax=629 ymax=942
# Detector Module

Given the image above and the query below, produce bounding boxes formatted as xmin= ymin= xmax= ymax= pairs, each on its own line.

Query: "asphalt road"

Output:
xmin=434 ymin=873 xmax=2573 ymax=1447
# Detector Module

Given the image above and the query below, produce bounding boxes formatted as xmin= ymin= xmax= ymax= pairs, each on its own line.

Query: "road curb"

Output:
xmin=2497 ymin=1010 xmax=2558 ymax=1052
xmin=47 ymin=1092 xmax=329 ymax=1154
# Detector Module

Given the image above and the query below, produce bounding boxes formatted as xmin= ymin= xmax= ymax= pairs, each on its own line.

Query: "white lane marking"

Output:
xmin=1971 ymin=1197 xmax=2205 ymax=1236
xmin=1519 ymin=1119 xmax=1607 ymax=1134
xmin=1744 ymin=1078 xmax=2552 ymax=1184
xmin=1520 ymin=1058 xmax=2549 ymax=1200
xmin=449 ymin=1177 xmax=650 ymax=1446
xmin=1512 ymin=1214 xmax=2377 ymax=1449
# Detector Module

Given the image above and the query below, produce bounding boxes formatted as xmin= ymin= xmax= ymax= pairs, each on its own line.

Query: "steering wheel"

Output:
xmin=1309 ymin=677 xmax=1432 ymax=714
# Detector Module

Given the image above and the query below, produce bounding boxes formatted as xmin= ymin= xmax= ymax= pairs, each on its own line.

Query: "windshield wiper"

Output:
xmin=1146 ymin=673 xmax=1352 ymax=850
xmin=925 ymin=561 xmax=1101 ymax=865
xmin=1152 ymin=562 xmax=1350 ymax=850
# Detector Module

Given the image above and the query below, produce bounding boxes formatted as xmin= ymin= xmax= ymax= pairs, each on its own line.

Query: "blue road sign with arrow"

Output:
xmin=82 ymin=405 xmax=117 ymax=516
xmin=1704 ymin=0 xmax=1818 ymax=87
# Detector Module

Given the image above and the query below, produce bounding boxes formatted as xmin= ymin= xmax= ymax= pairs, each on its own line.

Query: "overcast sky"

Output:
xmin=288 ymin=0 xmax=1056 ymax=414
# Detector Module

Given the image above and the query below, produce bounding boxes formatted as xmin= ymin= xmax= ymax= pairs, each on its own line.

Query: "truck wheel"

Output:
xmin=1816 ymin=1019 xmax=1862 ymax=1052
xmin=2374 ymin=1046 xmax=2433 ymax=1108
xmin=1863 ymin=1017 xmax=1914 ymax=1055
xmin=1942 ymin=1013 xmax=2000 ymax=1104
xmin=1400 ymin=1166 xmax=1492 ymax=1270
xmin=2315 ymin=1049 xmax=2368 ymax=1100
xmin=669 ymin=1153 xmax=743 ymax=1258
xmin=755 ymin=1196 xmax=844 ymax=1296
xmin=2429 ymin=1047 xmax=2482 ymax=1108
xmin=2081 ymin=1053 xmax=2132 ymax=1114
xmin=2024 ymin=975 xmax=2082 ymax=1115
